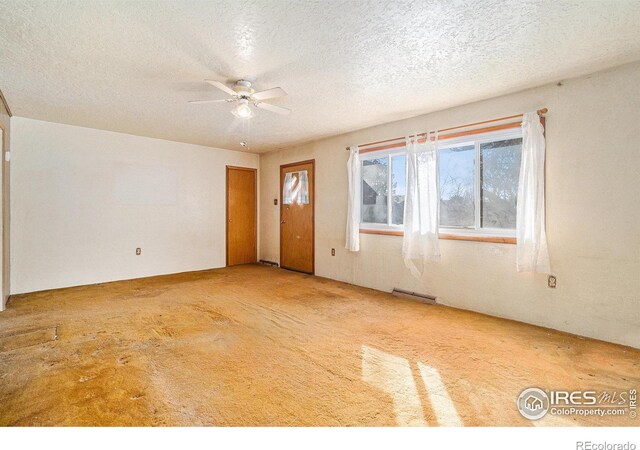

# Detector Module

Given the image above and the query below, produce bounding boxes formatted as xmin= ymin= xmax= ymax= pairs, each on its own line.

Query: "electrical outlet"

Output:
xmin=548 ymin=275 xmax=557 ymax=288
xmin=136 ymin=248 xmax=141 ymax=256
xmin=331 ymin=248 xmax=335 ymax=256
xmin=274 ymin=198 xmax=278 ymax=205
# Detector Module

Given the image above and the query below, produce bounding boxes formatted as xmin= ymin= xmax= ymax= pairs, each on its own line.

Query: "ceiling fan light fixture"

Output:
xmin=193 ymin=79 xmax=289 ymax=117
xmin=232 ymin=99 xmax=253 ymax=118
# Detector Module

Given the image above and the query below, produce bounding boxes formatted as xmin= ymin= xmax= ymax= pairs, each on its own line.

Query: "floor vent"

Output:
xmin=392 ymin=288 xmax=437 ymax=305
xmin=258 ymin=259 xmax=279 ymax=268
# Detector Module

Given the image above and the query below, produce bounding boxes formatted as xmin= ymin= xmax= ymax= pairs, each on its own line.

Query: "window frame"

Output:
xmin=359 ymin=127 xmax=523 ymax=240
xmin=360 ymin=148 xmax=407 ymax=233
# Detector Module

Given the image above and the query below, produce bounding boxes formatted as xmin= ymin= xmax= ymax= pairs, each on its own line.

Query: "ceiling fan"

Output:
xmin=189 ymin=79 xmax=290 ymax=118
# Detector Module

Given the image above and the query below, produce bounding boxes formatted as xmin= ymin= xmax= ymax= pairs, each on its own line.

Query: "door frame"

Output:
xmin=0 ymin=122 xmax=5 ymax=308
xmin=279 ymin=159 xmax=315 ymax=275
xmin=226 ymin=165 xmax=258 ymax=267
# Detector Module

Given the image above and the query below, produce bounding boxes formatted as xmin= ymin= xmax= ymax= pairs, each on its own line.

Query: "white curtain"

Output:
xmin=282 ymin=170 xmax=309 ymax=205
xmin=517 ymin=112 xmax=551 ymax=273
xmin=345 ymin=146 xmax=361 ymax=252
xmin=403 ymin=132 xmax=440 ymax=277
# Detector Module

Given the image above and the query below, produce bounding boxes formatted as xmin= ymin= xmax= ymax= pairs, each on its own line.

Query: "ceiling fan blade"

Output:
xmin=256 ymin=102 xmax=291 ymax=115
xmin=204 ymin=79 xmax=237 ymax=97
xmin=188 ymin=99 xmax=231 ymax=104
xmin=252 ymin=87 xmax=287 ymax=101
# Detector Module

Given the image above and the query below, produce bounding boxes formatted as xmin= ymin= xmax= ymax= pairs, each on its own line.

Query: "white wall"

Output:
xmin=260 ymin=62 xmax=640 ymax=348
xmin=11 ymin=118 xmax=258 ymax=294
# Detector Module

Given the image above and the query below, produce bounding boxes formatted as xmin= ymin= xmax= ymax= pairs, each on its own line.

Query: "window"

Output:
xmin=391 ymin=154 xmax=406 ymax=225
xmin=283 ymin=170 xmax=310 ymax=205
xmin=439 ymin=144 xmax=475 ymax=228
xmin=361 ymin=154 xmax=406 ymax=227
xmin=362 ymin=158 xmax=388 ymax=223
xmin=480 ymin=138 xmax=521 ymax=229
xmin=360 ymin=129 xmax=522 ymax=238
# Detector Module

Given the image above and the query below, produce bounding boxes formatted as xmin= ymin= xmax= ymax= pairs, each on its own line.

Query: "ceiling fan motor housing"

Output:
xmin=233 ymin=80 xmax=254 ymax=97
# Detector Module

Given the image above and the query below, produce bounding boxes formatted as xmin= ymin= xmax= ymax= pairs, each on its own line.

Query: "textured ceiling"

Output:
xmin=1 ymin=0 xmax=640 ymax=153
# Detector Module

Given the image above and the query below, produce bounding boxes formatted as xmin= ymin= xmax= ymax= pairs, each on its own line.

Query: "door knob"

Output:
xmin=281 ymin=220 xmax=286 ymax=224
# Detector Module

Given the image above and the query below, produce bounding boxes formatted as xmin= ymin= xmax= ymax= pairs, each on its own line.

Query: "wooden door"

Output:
xmin=280 ymin=160 xmax=314 ymax=274
xmin=226 ymin=166 xmax=257 ymax=266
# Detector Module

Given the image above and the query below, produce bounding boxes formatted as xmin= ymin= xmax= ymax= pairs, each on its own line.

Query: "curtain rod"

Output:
xmin=345 ymin=108 xmax=548 ymax=151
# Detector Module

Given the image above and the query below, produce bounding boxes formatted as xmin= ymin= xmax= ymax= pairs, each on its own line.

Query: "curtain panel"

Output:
xmin=516 ymin=112 xmax=551 ymax=273
xmin=402 ymin=132 xmax=440 ymax=277
xmin=345 ymin=146 xmax=361 ymax=252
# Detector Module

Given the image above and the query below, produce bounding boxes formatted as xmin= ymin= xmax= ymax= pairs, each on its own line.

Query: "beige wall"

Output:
xmin=11 ymin=118 xmax=259 ymax=294
xmin=260 ymin=62 xmax=640 ymax=348
xmin=0 ymin=99 xmax=9 ymax=310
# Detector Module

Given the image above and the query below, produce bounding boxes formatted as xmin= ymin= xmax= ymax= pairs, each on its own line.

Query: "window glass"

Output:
xmin=282 ymin=170 xmax=310 ymax=205
xmin=439 ymin=145 xmax=475 ymax=227
xmin=391 ymin=154 xmax=406 ymax=225
xmin=480 ymin=138 xmax=522 ymax=229
xmin=358 ymin=130 xmax=524 ymax=235
xmin=362 ymin=158 xmax=388 ymax=223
